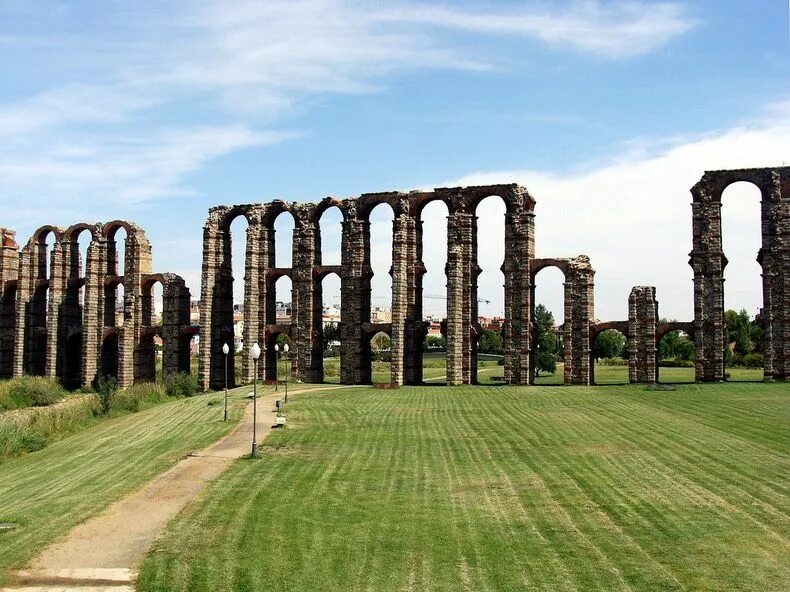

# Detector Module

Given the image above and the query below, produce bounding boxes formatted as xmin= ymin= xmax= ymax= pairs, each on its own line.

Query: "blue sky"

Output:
xmin=1 ymin=1 xmax=788 ymax=323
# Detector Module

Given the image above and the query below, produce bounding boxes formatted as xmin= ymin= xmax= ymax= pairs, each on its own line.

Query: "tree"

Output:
xmin=371 ymin=333 xmax=391 ymax=361
xmin=725 ymin=309 xmax=751 ymax=356
xmin=534 ymin=304 xmax=559 ymax=375
xmin=592 ymin=330 xmax=626 ymax=361
xmin=477 ymin=330 xmax=503 ymax=354
xmin=424 ymin=335 xmax=446 ymax=349
xmin=322 ymin=323 xmax=340 ymax=351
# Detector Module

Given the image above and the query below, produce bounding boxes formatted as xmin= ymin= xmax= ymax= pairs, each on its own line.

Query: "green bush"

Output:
xmin=598 ymin=357 xmax=627 ymax=366
xmin=0 ymin=376 xmax=65 ymax=411
xmin=743 ymin=353 xmax=764 ymax=369
xmin=659 ymin=359 xmax=695 ymax=367
xmin=164 ymin=372 xmax=198 ymax=397
xmin=94 ymin=375 xmax=117 ymax=416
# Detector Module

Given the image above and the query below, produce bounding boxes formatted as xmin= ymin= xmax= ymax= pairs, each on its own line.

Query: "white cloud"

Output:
xmin=443 ymin=111 xmax=790 ymax=323
xmin=378 ymin=1 xmax=699 ymax=59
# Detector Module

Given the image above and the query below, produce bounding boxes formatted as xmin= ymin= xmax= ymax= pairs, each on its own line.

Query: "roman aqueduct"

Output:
xmin=0 ymin=166 xmax=787 ymax=390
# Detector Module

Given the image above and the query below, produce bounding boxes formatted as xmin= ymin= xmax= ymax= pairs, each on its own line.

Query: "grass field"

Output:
xmin=0 ymin=387 xmax=256 ymax=584
xmin=138 ymin=382 xmax=789 ymax=592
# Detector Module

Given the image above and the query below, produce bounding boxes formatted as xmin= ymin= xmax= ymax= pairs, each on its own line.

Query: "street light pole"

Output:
xmin=222 ymin=343 xmax=230 ymax=421
xmin=251 ymin=343 xmax=261 ymax=457
xmin=283 ymin=343 xmax=290 ymax=403
xmin=274 ymin=343 xmax=280 ymax=391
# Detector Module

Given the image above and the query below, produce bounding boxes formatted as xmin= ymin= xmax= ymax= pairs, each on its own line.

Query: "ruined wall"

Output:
xmin=200 ymin=184 xmax=536 ymax=389
xmin=690 ymin=166 xmax=790 ymax=381
xmin=2 ymin=221 xmax=193 ymax=389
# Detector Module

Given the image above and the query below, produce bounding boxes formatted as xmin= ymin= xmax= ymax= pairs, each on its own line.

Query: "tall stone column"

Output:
xmin=241 ymin=210 xmax=262 ymax=384
xmin=502 ymin=204 xmax=535 ymax=384
xmin=628 ymin=286 xmax=658 ymax=383
xmin=446 ymin=210 xmax=476 ymax=385
xmin=117 ymin=230 xmax=152 ymax=389
xmin=291 ymin=206 xmax=321 ymax=383
xmin=82 ymin=237 xmax=105 ymax=387
xmin=390 ymin=203 xmax=422 ymax=385
xmin=340 ymin=206 xmax=371 ymax=384
xmin=563 ymin=256 xmax=594 ymax=385
xmin=198 ymin=208 xmax=233 ymax=391
xmin=689 ymin=195 xmax=725 ymax=382
xmin=760 ymin=185 xmax=789 ymax=380
xmin=45 ymin=239 xmax=68 ymax=379
xmin=0 ymin=229 xmax=19 ymax=379
xmin=161 ymin=274 xmax=192 ymax=376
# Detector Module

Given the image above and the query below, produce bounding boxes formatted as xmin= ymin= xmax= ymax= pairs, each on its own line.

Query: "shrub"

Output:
xmin=659 ymin=359 xmax=694 ymax=368
xmin=95 ymin=375 xmax=117 ymax=416
xmin=743 ymin=353 xmax=764 ymax=369
xmin=599 ymin=357 xmax=627 ymax=366
xmin=1 ymin=376 xmax=65 ymax=410
xmin=163 ymin=372 xmax=198 ymax=397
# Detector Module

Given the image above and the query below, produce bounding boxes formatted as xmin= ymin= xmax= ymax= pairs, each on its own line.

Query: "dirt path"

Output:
xmin=2 ymin=384 xmax=344 ymax=591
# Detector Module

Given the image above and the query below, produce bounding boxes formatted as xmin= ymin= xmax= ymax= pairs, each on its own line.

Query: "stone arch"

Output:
xmin=689 ymin=166 xmax=790 ymax=381
xmin=530 ymin=256 xmax=594 ymax=385
xmin=656 ymin=322 xmax=695 ymax=384
xmin=589 ymin=323 xmax=629 ymax=385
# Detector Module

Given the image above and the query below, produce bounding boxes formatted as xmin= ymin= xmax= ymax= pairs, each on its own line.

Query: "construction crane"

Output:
xmin=424 ymin=294 xmax=491 ymax=305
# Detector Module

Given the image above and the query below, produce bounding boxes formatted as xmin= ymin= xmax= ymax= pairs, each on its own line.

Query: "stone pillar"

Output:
xmin=563 ymin=256 xmax=594 ymax=385
xmin=502 ymin=200 xmax=535 ymax=384
xmin=15 ymin=236 xmax=50 ymax=377
xmin=340 ymin=205 xmax=371 ymax=384
xmin=161 ymin=274 xmax=192 ymax=376
xmin=117 ymin=229 xmax=152 ymax=389
xmin=390 ymin=204 xmax=415 ymax=385
xmin=759 ymin=179 xmax=789 ymax=381
xmin=82 ymin=237 xmax=105 ymax=387
xmin=689 ymin=191 xmax=726 ymax=382
xmin=291 ymin=206 xmax=321 ymax=383
xmin=0 ymin=229 xmax=19 ymax=378
xmin=628 ymin=286 xmax=658 ymax=383
xmin=241 ymin=210 xmax=262 ymax=384
xmin=198 ymin=207 xmax=233 ymax=391
xmin=45 ymin=239 xmax=70 ymax=379
xmin=446 ymin=209 xmax=476 ymax=385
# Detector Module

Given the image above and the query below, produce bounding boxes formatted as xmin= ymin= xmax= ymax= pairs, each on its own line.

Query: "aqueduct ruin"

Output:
xmin=0 ymin=165 xmax=787 ymax=389
xmin=0 ymin=221 xmax=194 ymax=388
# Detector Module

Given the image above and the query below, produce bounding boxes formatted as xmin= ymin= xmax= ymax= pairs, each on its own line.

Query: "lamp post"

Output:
xmin=251 ymin=343 xmax=261 ymax=457
xmin=274 ymin=343 xmax=280 ymax=391
xmin=222 ymin=343 xmax=230 ymax=421
xmin=283 ymin=343 xmax=290 ymax=403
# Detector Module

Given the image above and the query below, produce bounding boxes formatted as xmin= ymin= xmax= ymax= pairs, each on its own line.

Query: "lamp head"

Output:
xmin=283 ymin=343 xmax=290 ymax=353
xmin=274 ymin=344 xmax=279 ymax=352
xmin=251 ymin=343 xmax=261 ymax=360
xmin=222 ymin=343 xmax=230 ymax=355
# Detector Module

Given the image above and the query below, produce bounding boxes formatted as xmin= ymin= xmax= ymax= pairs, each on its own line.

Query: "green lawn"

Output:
xmin=0 ymin=387 xmax=257 ymax=584
xmin=139 ymin=382 xmax=789 ymax=592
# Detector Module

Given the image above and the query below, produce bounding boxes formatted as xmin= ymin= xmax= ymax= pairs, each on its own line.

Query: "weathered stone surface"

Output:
xmin=690 ymin=166 xmax=790 ymax=381
xmin=2 ymin=221 xmax=193 ymax=388
xmin=200 ymin=184 xmax=537 ymax=388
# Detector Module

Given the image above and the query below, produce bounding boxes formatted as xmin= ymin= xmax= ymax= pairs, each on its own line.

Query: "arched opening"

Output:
xmin=60 ymin=227 xmax=92 ymax=388
xmin=475 ymin=328 xmax=506 ymax=384
xmin=104 ymin=280 xmax=125 ymax=328
xmin=721 ymin=181 xmax=764 ymax=382
xmin=264 ymin=330 xmax=292 ymax=384
xmin=274 ymin=211 xmax=294 ymax=269
xmin=369 ymin=203 xmax=394 ymax=315
xmin=420 ymin=200 xmax=448 ymax=384
xmin=318 ymin=206 xmax=342 ymax=266
xmin=591 ymin=329 xmax=628 ymax=384
xmin=229 ymin=215 xmax=249 ymax=309
xmin=137 ymin=278 xmax=164 ymax=383
xmin=275 ymin=275 xmax=292 ymax=325
xmin=106 ymin=226 xmax=128 ymax=278
xmin=321 ymin=272 xmax=341 ymax=383
xmin=100 ymin=331 xmax=119 ymax=381
xmin=475 ymin=196 xmax=506 ymax=383
xmin=369 ymin=330 xmax=391 ymax=383
xmin=532 ymin=266 xmax=565 ymax=385
xmin=657 ymin=328 xmax=695 ymax=384
xmin=25 ymin=229 xmax=56 ymax=376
